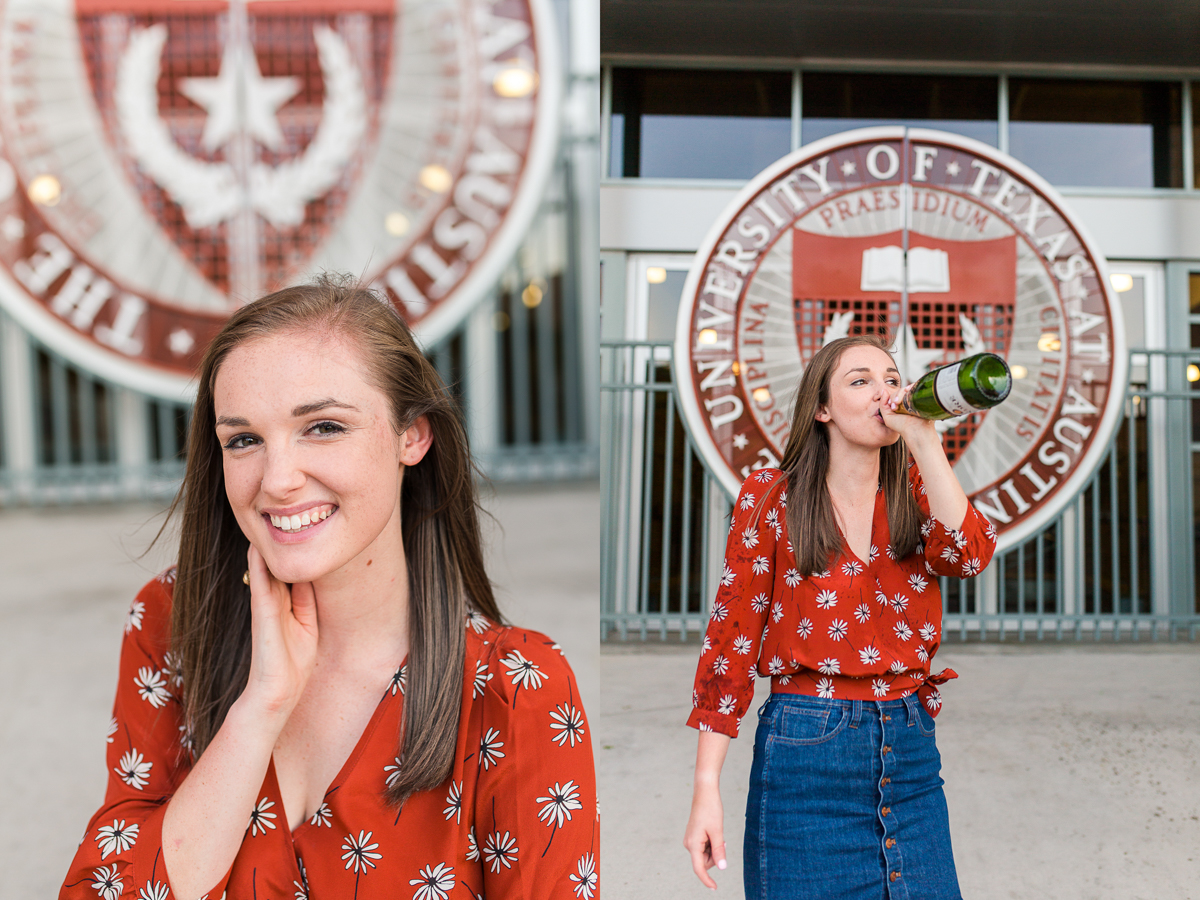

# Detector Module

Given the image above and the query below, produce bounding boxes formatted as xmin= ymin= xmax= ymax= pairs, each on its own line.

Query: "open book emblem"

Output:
xmin=860 ymin=246 xmax=950 ymax=293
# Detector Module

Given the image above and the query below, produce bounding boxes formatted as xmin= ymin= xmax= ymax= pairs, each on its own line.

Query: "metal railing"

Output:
xmin=601 ymin=340 xmax=1200 ymax=642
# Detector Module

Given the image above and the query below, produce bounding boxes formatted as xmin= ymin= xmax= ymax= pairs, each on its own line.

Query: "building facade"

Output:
xmin=600 ymin=1 xmax=1200 ymax=640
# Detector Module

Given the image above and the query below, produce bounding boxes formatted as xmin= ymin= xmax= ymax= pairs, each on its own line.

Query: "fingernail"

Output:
xmin=717 ymin=860 xmax=727 ymax=870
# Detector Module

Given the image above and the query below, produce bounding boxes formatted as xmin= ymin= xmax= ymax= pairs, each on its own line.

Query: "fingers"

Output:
xmin=684 ymin=828 xmax=726 ymax=890
xmin=289 ymin=579 xmax=318 ymax=628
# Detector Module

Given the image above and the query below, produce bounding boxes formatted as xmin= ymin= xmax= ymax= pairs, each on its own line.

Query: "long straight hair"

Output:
xmin=164 ymin=274 xmax=501 ymax=807
xmin=775 ymin=334 xmax=924 ymax=576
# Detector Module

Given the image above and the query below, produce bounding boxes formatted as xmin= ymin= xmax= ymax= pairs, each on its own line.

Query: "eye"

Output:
xmin=222 ymin=434 xmax=259 ymax=451
xmin=309 ymin=421 xmax=346 ymax=436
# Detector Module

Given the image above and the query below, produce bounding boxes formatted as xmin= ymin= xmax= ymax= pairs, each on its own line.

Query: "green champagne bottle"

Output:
xmin=898 ymin=352 xmax=1012 ymax=419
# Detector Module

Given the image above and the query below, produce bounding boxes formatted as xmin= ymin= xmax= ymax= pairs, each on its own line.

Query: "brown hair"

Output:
xmin=164 ymin=273 xmax=501 ymax=807
xmin=775 ymin=334 xmax=924 ymax=576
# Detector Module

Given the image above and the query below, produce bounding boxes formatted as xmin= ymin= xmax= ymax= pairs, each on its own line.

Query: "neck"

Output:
xmin=308 ymin=516 xmax=410 ymax=671
xmin=825 ymin=437 xmax=882 ymax=506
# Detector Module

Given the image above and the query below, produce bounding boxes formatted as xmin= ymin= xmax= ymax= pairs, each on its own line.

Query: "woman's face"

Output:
xmin=213 ymin=328 xmax=430 ymax=586
xmin=815 ymin=344 xmax=903 ymax=451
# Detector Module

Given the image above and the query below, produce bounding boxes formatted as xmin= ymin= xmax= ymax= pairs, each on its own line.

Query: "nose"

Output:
xmin=259 ymin=442 xmax=306 ymax=499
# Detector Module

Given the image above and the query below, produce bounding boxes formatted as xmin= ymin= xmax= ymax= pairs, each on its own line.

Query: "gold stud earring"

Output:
xmin=242 ymin=570 xmax=251 ymax=585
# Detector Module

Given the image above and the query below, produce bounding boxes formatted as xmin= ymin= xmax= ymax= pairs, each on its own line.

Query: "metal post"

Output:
xmin=0 ymin=311 xmax=37 ymax=501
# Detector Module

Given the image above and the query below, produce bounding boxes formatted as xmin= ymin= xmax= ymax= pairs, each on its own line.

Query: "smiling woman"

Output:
xmin=59 ymin=275 xmax=598 ymax=900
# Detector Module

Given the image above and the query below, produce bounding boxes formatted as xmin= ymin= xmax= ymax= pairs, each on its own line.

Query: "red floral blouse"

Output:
xmin=62 ymin=571 xmax=598 ymax=900
xmin=687 ymin=465 xmax=997 ymax=738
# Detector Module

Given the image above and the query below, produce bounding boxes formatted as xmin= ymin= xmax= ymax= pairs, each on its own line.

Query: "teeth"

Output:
xmin=289 ymin=515 xmax=301 ymax=530
xmin=300 ymin=511 xmax=311 ymax=526
xmin=269 ymin=506 xmax=333 ymax=532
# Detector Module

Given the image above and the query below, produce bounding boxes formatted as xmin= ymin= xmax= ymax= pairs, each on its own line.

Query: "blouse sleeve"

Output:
xmin=686 ymin=469 xmax=782 ymax=738
xmin=59 ymin=571 xmax=229 ymax=900
xmin=475 ymin=628 xmax=599 ymax=899
xmin=910 ymin=462 xmax=998 ymax=579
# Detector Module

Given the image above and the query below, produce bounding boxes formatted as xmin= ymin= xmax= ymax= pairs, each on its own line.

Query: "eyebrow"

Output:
xmin=845 ymin=367 xmax=900 ymax=376
xmin=214 ymin=399 xmax=360 ymax=428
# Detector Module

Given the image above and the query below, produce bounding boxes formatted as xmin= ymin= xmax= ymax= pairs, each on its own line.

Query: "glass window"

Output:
xmin=801 ymin=73 xmax=998 ymax=147
xmin=609 ymin=68 xmax=792 ymax=179
xmin=1008 ymin=79 xmax=1182 ymax=189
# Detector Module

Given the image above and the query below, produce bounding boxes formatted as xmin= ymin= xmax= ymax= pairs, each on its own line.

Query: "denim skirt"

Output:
xmin=744 ymin=693 xmax=961 ymax=900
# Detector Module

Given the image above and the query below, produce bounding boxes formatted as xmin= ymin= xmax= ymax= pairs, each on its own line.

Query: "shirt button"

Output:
xmin=881 ymin=806 xmax=891 ymax=816
xmin=890 ymin=872 xmax=901 ymax=882
xmin=886 ymin=838 xmax=897 ymax=848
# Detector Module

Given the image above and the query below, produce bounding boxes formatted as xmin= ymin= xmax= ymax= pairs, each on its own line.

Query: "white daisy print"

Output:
xmin=953 ymin=529 xmax=968 ymax=549
xmin=309 ymin=802 xmax=332 ymax=827
xmin=115 ymin=749 xmax=152 ymax=790
xmin=384 ymin=757 xmax=403 ymax=789
xmin=720 ymin=565 xmax=736 ymax=586
xmin=698 ymin=721 xmax=713 ymax=732
xmin=717 ymin=694 xmax=736 ymax=715
xmin=248 ymin=797 xmax=277 ymax=836
xmin=859 ymin=645 xmax=881 ymax=665
xmin=750 ymin=593 xmax=770 ymax=613
xmin=390 ymin=663 xmax=408 ymax=696
xmin=767 ymin=656 xmax=784 ymax=676
xmin=940 ymin=546 xmax=960 ymax=565
xmin=501 ymin=650 xmax=546 ymax=690
xmin=709 ymin=601 xmax=728 ymax=622
xmin=739 ymin=492 xmax=756 ymax=510
xmin=549 ymin=703 xmax=586 ymax=748
xmin=712 ymin=655 xmax=729 ymax=676
xmin=106 ymin=718 xmax=117 ymax=744
xmin=854 ymin=603 xmax=871 ymax=624
xmin=134 ymin=667 xmax=171 ymax=708
xmin=91 ymin=865 xmax=124 ymax=900
xmin=466 ymin=609 xmax=490 ymax=633
xmin=886 ymin=544 xmax=898 ymax=560
xmin=796 ymin=617 xmax=813 ymax=639
xmin=916 ymin=645 xmax=930 ymax=663
xmin=875 ymin=590 xmax=889 ymax=606
xmin=155 ymin=567 xmax=176 ymax=585
xmin=95 ymin=819 xmax=139 ymax=860
xmin=466 ymin=827 xmax=479 ymax=861
xmin=755 ymin=469 xmax=775 ymax=482
xmin=765 ymin=508 xmax=782 ymax=537
xmin=771 ymin=601 xmax=785 ymax=622
xmin=741 ymin=527 xmax=759 ymax=549
xmin=894 ymin=622 xmax=913 ymax=642
xmin=908 ymin=573 xmax=927 ymax=593
xmin=294 ymin=857 xmax=309 ymax=900
xmin=919 ymin=623 xmax=938 ymax=642
xmin=410 ymin=862 xmax=455 ymax=900
xmin=483 ymin=830 xmax=519 ymax=873
xmin=814 ymin=569 xmax=831 ymax=579
xmin=816 ymin=678 xmax=835 ymax=698
xmin=732 ymin=634 xmax=753 ymax=655
xmin=161 ymin=651 xmax=184 ymax=688
xmin=701 ymin=635 xmax=712 ymax=654
xmin=815 ymin=589 xmax=838 ymax=610
xmin=889 ymin=660 xmax=908 ymax=674
xmin=890 ymin=593 xmax=909 ymax=612
xmin=871 ymin=678 xmax=889 ymax=698
xmin=138 ymin=881 xmax=169 ymax=900
xmin=479 ymin=728 xmax=506 ymax=770
xmin=827 ymin=619 xmax=848 ymax=641
xmin=925 ymin=689 xmax=943 ymax=712
xmin=751 ymin=556 xmax=770 ymax=575
xmin=124 ymin=600 xmax=145 ymax=635
xmin=178 ymin=723 xmax=194 ymax=755
xmin=472 ymin=661 xmax=494 ymax=698
xmin=921 ymin=518 xmax=935 ymax=538
xmin=537 ymin=780 xmax=583 ymax=829
xmin=926 ymin=560 xmax=937 ymax=576
xmin=868 ymin=545 xmax=879 ymax=563
xmin=962 ymin=558 xmax=981 ymax=577
xmin=817 ymin=657 xmax=840 ymax=675
xmin=570 ymin=852 xmax=598 ymax=899
xmin=841 ymin=561 xmax=863 ymax=577
xmin=341 ymin=830 xmax=382 ymax=873
xmin=784 ymin=568 xmax=802 ymax=587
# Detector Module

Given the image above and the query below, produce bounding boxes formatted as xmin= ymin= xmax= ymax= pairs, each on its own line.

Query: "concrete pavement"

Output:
xmin=599 ymin=641 xmax=1200 ymax=900
xmin=0 ymin=481 xmax=598 ymax=900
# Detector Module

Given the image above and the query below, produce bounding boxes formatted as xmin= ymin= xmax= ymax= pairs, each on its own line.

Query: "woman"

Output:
xmin=683 ymin=334 xmax=996 ymax=899
xmin=61 ymin=277 xmax=598 ymax=900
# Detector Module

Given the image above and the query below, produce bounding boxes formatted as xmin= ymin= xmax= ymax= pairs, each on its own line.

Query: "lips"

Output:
xmin=265 ymin=504 xmax=337 ymax=534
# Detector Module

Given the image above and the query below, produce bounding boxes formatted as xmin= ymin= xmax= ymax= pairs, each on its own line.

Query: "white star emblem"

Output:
xmin=731 ymin=432 xmax=749 ymax=450
xmin=2 ymin=214 xmax=25 ymax=241
xmin=945 ymin=161 xmax=961 ymax=177
xmin=841 ymin=160 xmax=857 ymax=176
xmin=168 ymin=329 xmax=195 ymax=357
xmin=1081 ymin=368 xmax=1095 ymax=384
xmin=180 ymin=41 xmax=301 ymax=152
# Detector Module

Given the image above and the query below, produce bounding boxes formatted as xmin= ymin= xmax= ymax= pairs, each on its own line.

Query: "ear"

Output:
xmin=814 ymin=404 xmax=831 ymax=423
xmin=399 ymin=415 xmax=434 ymax=466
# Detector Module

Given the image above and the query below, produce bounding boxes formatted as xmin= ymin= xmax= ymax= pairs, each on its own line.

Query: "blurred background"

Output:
xmin=0 ymin=0 xmax=599 ymax=895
